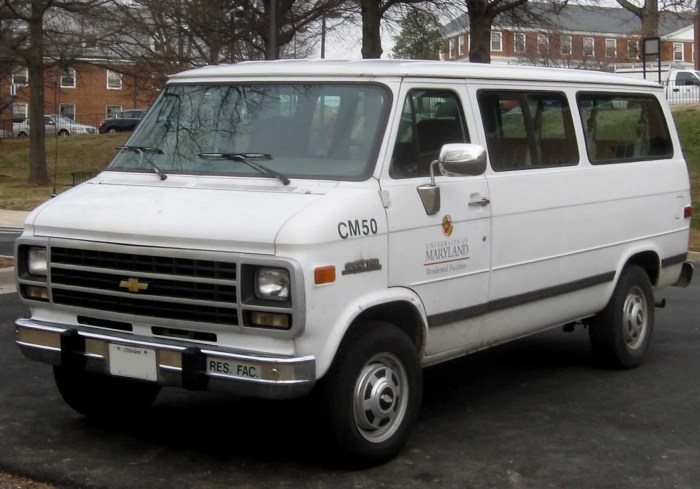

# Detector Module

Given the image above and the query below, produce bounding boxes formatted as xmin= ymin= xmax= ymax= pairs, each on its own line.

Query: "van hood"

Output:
xmin=26 ymin=174 xmax=334 ymax=254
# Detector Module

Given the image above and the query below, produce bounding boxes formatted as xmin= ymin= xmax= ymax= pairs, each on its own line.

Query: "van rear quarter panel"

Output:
xmin=468 ymin=83 xmax=690 ymax=345
xmin=482 ymin=161 xmax=689 ymax=344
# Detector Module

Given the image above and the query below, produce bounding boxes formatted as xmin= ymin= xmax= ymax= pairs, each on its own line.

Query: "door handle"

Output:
xmin=469 ymin=197 xmax=491 ymax=207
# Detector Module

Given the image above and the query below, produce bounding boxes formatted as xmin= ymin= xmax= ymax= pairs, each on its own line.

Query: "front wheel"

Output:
xmin=54 ymin=366 xmax=161 ymax=419
xmin=589 ymin=265 xmax=654 ymax=369
xmin=319 ymin=321 xmax=422 ymax=467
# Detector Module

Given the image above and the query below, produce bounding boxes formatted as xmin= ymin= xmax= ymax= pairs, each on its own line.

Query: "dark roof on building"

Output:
xmin=441 ymin=3 xmax=693 ymax=37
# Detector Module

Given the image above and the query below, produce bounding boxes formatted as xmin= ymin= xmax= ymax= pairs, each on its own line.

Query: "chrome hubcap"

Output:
xmin=623 ymin=286 xmax=648 ymax=350
xmin=353 ymin=353 xmax=408 ymax=443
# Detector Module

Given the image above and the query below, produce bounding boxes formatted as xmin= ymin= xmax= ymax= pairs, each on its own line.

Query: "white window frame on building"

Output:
xmin=458 ymin=36 xmax=466 ymax=56
xmin=12 ymin=68 xmax=29 ymax=86
xmin=106 ymin=105 xmax=122 ymax=117
xmin=107 ymin=69 xmax=123 ymax=90
xmin=583 ymin=37 xmax=595 ymax=56
xmin=605 ymin=39 xmax=616 ymax=58
xmin=448 ymin=38 xmax=456 ymax=58
xmin=561 ymin=35 xmax=573 ymax=56
xmin=491 ymin=31 xmax=503 ymax=52
xmin=13 ymin=102 xmax=28 ymax=121
xmin=537 ymin=33 xmax=549 ymax=55
xmin=627 ymin=39 xmax=639 ymax=60
xmin=673 ymin=43 xmax=684 ymax=61
xmin=514 ymin=32 xmax=526 ymax=53
xmin=60 ymin=67 xmax=76 ymax=88
xmin=59 ymin=104 xmax=76 ymax=121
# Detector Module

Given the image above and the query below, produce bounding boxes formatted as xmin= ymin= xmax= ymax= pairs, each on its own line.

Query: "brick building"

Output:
xmin=1 ymin=53 xmax=158 ymax=131
xmin=441 ymin=4 xmax=695 ymax=70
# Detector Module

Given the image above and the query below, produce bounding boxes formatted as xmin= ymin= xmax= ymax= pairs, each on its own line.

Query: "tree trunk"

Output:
xmin=360 ymin=0 xmax=383 ymax=59
xmin=616 ymin=0 xmax=659 ymax=38
xmin=28 ymin=0 xmax=50 ymax=186
xmin=468 ymin=11 xmax=495 ymax=63
xmin=640 ymin=0 xmax=659 ymax=39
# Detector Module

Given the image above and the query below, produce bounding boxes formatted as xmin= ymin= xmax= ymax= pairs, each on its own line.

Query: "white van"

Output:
xmin=14 ymin=60 xmax=693 ymax=465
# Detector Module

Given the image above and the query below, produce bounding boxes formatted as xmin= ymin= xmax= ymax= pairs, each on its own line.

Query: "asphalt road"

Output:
xmin=1 ymin=279 xmax=698 ymax=489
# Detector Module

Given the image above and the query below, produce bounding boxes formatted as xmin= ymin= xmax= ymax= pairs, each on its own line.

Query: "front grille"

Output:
xmin=50 ymin=246 xmax=239 ymax=326
xmin=52 ymin=247 xmax=236 ymax=280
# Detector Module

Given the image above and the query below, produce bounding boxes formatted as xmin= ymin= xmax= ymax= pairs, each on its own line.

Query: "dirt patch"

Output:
xmin=0 ymin=256 xmax=14 ymax=268
xmin=0 ymin=472 xmax=55 ymax=489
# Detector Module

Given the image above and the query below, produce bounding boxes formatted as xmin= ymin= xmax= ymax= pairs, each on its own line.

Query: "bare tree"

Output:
xmin=104 ymin=0 xmax=347 ymax=74
xmin=465 ymin=0 xmax=528 ymax=63
xmin=616 ymin=0 xmax=662 ymax=38
xmin=1 ymin=0 xmax=106 ymax=185
xmin=615 ymin=0 xmax=694 ymax=39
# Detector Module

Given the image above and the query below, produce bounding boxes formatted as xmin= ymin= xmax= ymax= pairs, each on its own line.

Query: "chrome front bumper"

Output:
xmin=15 ymin=318 xmax=316 ymax=399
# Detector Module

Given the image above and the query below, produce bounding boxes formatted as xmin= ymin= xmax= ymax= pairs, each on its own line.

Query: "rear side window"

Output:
xmin=578 ymin=93 xmax=673 ymax=164
xmin=478 ymin=91 xmax=578 ymax=171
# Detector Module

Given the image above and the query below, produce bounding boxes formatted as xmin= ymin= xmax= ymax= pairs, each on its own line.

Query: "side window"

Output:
xmin=675 ymin=72 xmax=698 ymax=87
xmin=578 ymin=93 xmax=673 ymax=163
xmin=389 ymin=90 xmax=469 ymax=178
xmin=478 ymin=91 xmax=578 ymax=171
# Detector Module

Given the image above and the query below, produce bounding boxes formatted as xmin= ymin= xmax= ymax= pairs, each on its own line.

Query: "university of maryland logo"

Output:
xmin=441 ymin=215 xmax=454 ymax=237
xmin=119 ymin=277 xmax=150 ymax=293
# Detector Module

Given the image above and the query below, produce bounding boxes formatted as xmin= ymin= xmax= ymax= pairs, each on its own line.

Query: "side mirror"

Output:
xmin=439 ymin=143 xmax=487 ymax=177
xmin=416 ymin=143 xmax=488 ymax=215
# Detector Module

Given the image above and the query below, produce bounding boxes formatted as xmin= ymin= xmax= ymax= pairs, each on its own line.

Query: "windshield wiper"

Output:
xmin=198 ymin=152 xmax=290 ymax=186
xmin=117 ymin=145 xmax=167 ymax=181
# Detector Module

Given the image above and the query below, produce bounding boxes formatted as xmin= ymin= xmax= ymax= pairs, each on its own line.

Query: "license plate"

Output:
xmin=109 ymin=344 xmax=158 ymax=381
xmin=206 ymin=358 xmax=261 ymax=380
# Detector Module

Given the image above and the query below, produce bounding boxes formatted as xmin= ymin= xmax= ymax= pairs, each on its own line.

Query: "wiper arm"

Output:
xmin=117 ymin=145 xmax=167 ymax=181
xmin=198 ymin=152 xmax=290 ymax=186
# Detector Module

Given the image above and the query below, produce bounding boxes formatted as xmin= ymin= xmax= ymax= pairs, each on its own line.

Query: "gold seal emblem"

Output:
xmin=441 ymin=215 xmax=454 ymax=237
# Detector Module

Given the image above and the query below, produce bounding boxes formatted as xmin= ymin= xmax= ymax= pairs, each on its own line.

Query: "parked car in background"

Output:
xmin=98 ymin=109 xmax=147 ymax=134
xmin=13 ymin=115 xmax=97 ymax=138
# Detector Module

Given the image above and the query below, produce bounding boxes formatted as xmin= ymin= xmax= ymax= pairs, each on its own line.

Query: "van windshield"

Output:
xmin=109 ymin=83 xmax=390 ymax=181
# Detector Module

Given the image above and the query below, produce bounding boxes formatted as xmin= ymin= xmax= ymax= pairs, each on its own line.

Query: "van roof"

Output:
xmin=169 ymin=59 xmax=660 ymax=88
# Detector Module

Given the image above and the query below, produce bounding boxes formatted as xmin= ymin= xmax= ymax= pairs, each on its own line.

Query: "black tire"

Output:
xmin=17 ymin=132 xmax=28 ymax=138
xmin=319 ymin=321 xmax=422 ymax=467
xmin=108 ymin=127 xmax=117 ymax=134
xmin=57 ymin=129 xmax=69 ymax=136
xmin=54 ymin=366 xmax=161 ymax=419
xmin=589 ymin=265 xmax=654 ymax=369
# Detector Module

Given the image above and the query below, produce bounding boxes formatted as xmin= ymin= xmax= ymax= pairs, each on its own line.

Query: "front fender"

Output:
xmin=296 ymin=287 xmax=428 ymax=379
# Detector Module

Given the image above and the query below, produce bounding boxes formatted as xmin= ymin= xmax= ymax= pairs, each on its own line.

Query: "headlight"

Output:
xmin=255 ymin=268 xmax=290 ymax=301
xmin=27 ymin=247 xmax=48 ymax=276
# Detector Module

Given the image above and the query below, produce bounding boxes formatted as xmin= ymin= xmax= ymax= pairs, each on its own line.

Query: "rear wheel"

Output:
xmin=319 ymin=321 xmax=422 ymax=467
xmin=589 ymin=265 xmax=654 ymax=369
xmin=57 ymin=129 xmax=69 ymax=136
xmin=54 ymin=366 xmax=161 ymax=419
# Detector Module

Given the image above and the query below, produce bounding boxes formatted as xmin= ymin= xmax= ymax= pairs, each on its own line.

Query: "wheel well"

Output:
xmin=625 ymin=251 xmax=660 ymax=285
xmin=349 ymin=301 xmax=425 ymax=354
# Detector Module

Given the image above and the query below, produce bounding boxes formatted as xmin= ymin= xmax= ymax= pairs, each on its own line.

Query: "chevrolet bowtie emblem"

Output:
xmin=119 ymin=277 xmax=150 ymax=293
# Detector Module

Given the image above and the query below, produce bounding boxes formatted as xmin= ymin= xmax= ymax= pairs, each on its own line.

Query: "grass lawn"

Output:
xmin=0 ymin=112 xmax=698 ymax=249
xmin=0 ymin=132 xmax=129 ymax=210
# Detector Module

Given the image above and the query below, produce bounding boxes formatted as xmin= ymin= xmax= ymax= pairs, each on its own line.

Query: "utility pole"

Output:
xmin=268 ymin=0 xmax=278 ymax=60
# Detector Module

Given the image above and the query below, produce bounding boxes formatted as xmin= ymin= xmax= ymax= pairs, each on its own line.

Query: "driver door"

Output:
xmin=381 ymin=82 xmax=491 ymax=358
